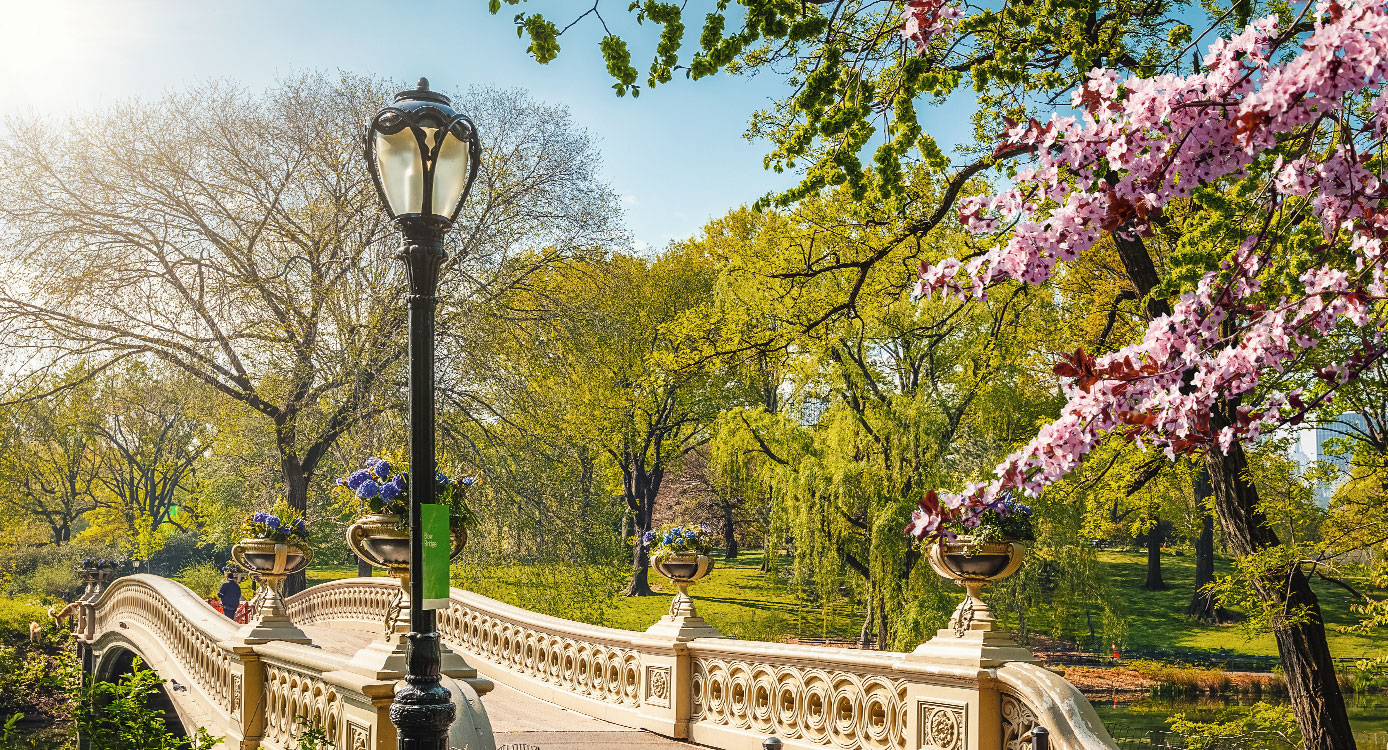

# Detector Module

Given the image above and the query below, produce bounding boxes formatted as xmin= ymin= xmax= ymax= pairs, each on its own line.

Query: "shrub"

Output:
xmin=144 ymin=533 xmax=213 ymax=578
xmin=175 ymin=562 xmax=226 ymax=599
xmin=77 ymin=657 xmax=221 ymax=750
xmin=0 ymin=597 xmax=50 ymax=645
xmin=17 ymin=563 xmax=81 ymax=600
xmin=0 ymin=641 xmax=79 ymax=717
xmin=0 ymin=542 xmax=121 ymax=598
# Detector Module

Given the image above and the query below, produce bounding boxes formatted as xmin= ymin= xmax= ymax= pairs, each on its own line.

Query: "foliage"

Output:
xmin=1168 ymin=700 xmax=1300 ymax=750
xmin=77 ymin=658 xmax=222 ymax=750
xmin=941 ymin=493 xmax=1034 ymax=544
xmin=0 ymin=634 xmax=80 ymax=719
xmin=642 ymin=522 xmax=714 ymax=563
xmin=175 ymin=562 xmax=227 ymax=600
xmin=291 ymin=716 xmax=335 ymax=750
xmin=241 ymin=501 xmax=310 ymax=544
xmin=337 ymin=458 xmax=476 ymax=531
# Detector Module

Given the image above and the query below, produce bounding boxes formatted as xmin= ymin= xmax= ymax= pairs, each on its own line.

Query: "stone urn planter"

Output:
xmin=231 ymin=537 xmax=313 ymax=643
xmin=652 ymin=552 xmax=714 ymax=623
xmin=347 ymin=512 xmax=466 ymax=636
xmin=929 ymin=537 xmax=1026 ymax=636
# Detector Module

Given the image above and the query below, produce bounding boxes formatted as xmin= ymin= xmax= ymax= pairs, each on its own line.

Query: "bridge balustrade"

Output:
xmin=286 ymin=578 xmax=1117 ymax=750
xmin=80 ymin=575 xmax=406 ymax=750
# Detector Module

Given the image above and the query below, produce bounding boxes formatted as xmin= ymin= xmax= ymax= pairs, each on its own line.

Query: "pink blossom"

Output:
xmin=907 ymin=0 xmax=1388 ymax=542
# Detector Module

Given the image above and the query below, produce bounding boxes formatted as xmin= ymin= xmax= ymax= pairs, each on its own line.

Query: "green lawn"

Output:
xmin=312 ymin=552 xmax=860 ymax=642
xmin=305 ymin=548 xmax=1387 ymax=659
xmin=1084 ymin=550 xmax=1386 ymax=659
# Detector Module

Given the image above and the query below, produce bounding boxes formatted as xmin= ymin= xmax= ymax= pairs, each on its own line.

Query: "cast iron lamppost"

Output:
xmin=363 ymin=77 xmax=481 ymax=750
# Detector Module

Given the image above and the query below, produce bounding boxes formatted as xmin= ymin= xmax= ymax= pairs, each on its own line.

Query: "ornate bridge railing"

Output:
xmin=79 ymin=575 xmax=421 ymax=750
xmin=289 ymin=577 xmax=1118 ymax=750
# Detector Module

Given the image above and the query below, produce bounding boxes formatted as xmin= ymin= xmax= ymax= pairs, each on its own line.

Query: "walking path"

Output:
xmin=483 ymin=680 xmax=700 ymax=750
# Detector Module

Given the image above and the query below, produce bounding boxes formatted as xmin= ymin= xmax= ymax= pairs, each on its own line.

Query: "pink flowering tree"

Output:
xmin=493 ymin=0 xmax=1380 ymax=745
xmin=905 ymin=1 xmax=1388 ymax=745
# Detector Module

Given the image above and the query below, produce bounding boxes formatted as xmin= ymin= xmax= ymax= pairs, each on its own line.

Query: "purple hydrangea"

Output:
xmin=460 ymin=477 xmax=475 ymax=487
xmin=357 ymin=481 xmax=380 ymax=500
xmin=346 ymin=470 xmax=373 ymax=491
xmin=266 ymin=516 xmax=282 ymax=529
xmin=380 ymin=482 xmax=400 ymax=503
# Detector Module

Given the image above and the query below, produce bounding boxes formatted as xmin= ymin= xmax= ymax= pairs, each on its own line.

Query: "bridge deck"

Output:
xmin=484 ymin=676 xmax=701 ymax=749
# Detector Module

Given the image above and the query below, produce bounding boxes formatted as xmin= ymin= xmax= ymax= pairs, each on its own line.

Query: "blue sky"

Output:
xmin=0 ymin=0 xmax=971 ymax=250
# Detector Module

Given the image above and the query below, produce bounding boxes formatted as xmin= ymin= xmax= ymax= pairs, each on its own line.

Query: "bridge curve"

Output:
xmin=79 ymin=574 xmax=1117 ymax=750
xmin=78 ymin=574 xmax=492 ymax=750
xmin=288 ymin=577 xmax=1119 ymax=750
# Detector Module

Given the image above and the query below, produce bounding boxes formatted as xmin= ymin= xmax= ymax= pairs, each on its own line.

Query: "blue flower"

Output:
xmin=663 ymin=534 xmax=674 ymax=545
xmin=357 ymin=481 xmax=380 ymax=500
xmin=370 ymin=458 xmax=391 ymax=479
xmin=435 ymin=471 xmax=452 ymax=487
xmin=252 ymin=512 xmax=266 ymax=524
xmin=346 ymin=470 xmax=373 ymax=490
xmin=267 ymin=516 xmax=281 ymax=529
xmin=684 ymin=530 xmax=696 ymax=539
xmin=641 ymin=530 xmax=656 ymax=545
xmin=295 ymin=519 xmax=307 ymax=531
xmin=460 ymin=477 xmax=475 ymax=487
xmin=380 ymin=482 xmax=400 ymax=503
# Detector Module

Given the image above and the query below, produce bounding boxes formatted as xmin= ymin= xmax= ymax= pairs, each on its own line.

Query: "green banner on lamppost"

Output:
xmin=421 ymin=503 xmax=450 ymax=610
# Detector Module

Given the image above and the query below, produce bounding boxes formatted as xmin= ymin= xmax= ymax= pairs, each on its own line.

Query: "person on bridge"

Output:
xmin=217 ymin=572 xmax=242 ymax=621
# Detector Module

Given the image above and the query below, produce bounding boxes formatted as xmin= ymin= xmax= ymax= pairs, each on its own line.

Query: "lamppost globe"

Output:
xmin=363 ymin=76 xmax=481 ymax=750
xmin=365 ymin=77 xmax=481 ymax=227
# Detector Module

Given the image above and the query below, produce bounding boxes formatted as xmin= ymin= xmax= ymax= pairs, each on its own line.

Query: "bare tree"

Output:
xmin=0 ymin=73 xmax=622 ymax=591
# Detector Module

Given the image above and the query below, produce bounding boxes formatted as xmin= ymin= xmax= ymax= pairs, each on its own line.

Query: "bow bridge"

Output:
xmin=70 ymin=573 xmax=1119 ymax=750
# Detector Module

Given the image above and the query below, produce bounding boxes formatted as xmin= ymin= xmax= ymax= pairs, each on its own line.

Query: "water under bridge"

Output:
xmin=67 ymin=573 xmax=1119 ymax=750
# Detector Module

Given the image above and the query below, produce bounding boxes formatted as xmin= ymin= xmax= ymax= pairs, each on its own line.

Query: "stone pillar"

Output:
xmin=224 ymin=643 xmax=264 ymax=750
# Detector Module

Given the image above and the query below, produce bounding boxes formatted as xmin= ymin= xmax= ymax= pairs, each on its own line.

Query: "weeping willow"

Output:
xmin=709 ymin=286 xmax=1129 ymax=650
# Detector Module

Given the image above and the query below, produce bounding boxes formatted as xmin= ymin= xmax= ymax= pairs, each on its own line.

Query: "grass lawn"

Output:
xmin=304 ymin=548 xmax=1387 ymax=659
xmin=1084 ymin=550 xmax=1386 ymax=659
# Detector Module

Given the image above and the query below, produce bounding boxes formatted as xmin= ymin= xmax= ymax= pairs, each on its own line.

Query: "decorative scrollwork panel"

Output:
xmin=691 ymin=658 xmax=908 ymax=750
xmin=1000 ymin=693 xmax=1037 ymax=750
xmin=435 ymin=599 xmax=645 ymax=709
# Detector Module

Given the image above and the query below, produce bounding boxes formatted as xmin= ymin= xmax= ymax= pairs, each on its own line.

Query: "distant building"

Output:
xmin=1289 ymin=412 xmax=1366 ymax=506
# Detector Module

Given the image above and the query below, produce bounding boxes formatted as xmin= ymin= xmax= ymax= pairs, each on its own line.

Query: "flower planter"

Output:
xmin=929 ymin=537 xmax=1026 ymax=637
xmin=346 ymin=512 xmax=466 ymax=638
xmin=347 ymin=513 xmax=467 ymax=574
xmin=229 ymin=537 xmax=314 ymax=643
xmin=652 ymin=553 xmax=711 ymax=583
xmin=652 ymin=553 xmax=713 ymax=619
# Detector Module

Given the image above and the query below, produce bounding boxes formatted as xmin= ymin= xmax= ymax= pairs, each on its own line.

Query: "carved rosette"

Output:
xmin=230 ymin=674 xmax=243 ymax=722
xmin=917 ymin=699 xmax=967 ymax=750
xmin=347 ymin=720 xmax=370 ymax=750
xmin=645 ymin=665 xmax=671 ymax=707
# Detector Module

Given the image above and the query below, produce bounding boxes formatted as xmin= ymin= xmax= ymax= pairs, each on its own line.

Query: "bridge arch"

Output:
xmin=89 ymin=641 xmax=189 ymax=740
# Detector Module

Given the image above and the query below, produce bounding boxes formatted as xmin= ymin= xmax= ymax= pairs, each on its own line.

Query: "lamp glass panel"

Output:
xmin=374 ymin=127 xmax=424 ymax=216
xmin=431 ymin=127 xmax=471 ymax=219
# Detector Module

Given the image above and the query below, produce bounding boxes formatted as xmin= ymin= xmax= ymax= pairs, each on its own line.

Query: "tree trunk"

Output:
xmin=281 ymin=459 xmax=310 ymax=596
xmin=1113 ymin=234 xmax=1353 ymax=746
xmin=723 ymin=505 xmax=739 ymax=559
xmin=622 ymin=477 xmax=656 ymax=596
xmin=875 ymin=597 xmax=888 ymax=651
xmin=1206 ymin=438 xmax=1357 ymax=750
xmin=1144 ymin=518 xmax=1168 ymax=590
xmin=623 ymin=539 xmax=655 ymax=596
xmin=858 ymin=601 xmax=874 ymax=648
xmin=1187 ymin=468 xmax=1231 ymax=623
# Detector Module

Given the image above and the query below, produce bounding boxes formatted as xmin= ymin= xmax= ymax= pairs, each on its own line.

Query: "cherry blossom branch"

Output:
xmin=906 ymin=0 xmax=1388 ymax=541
